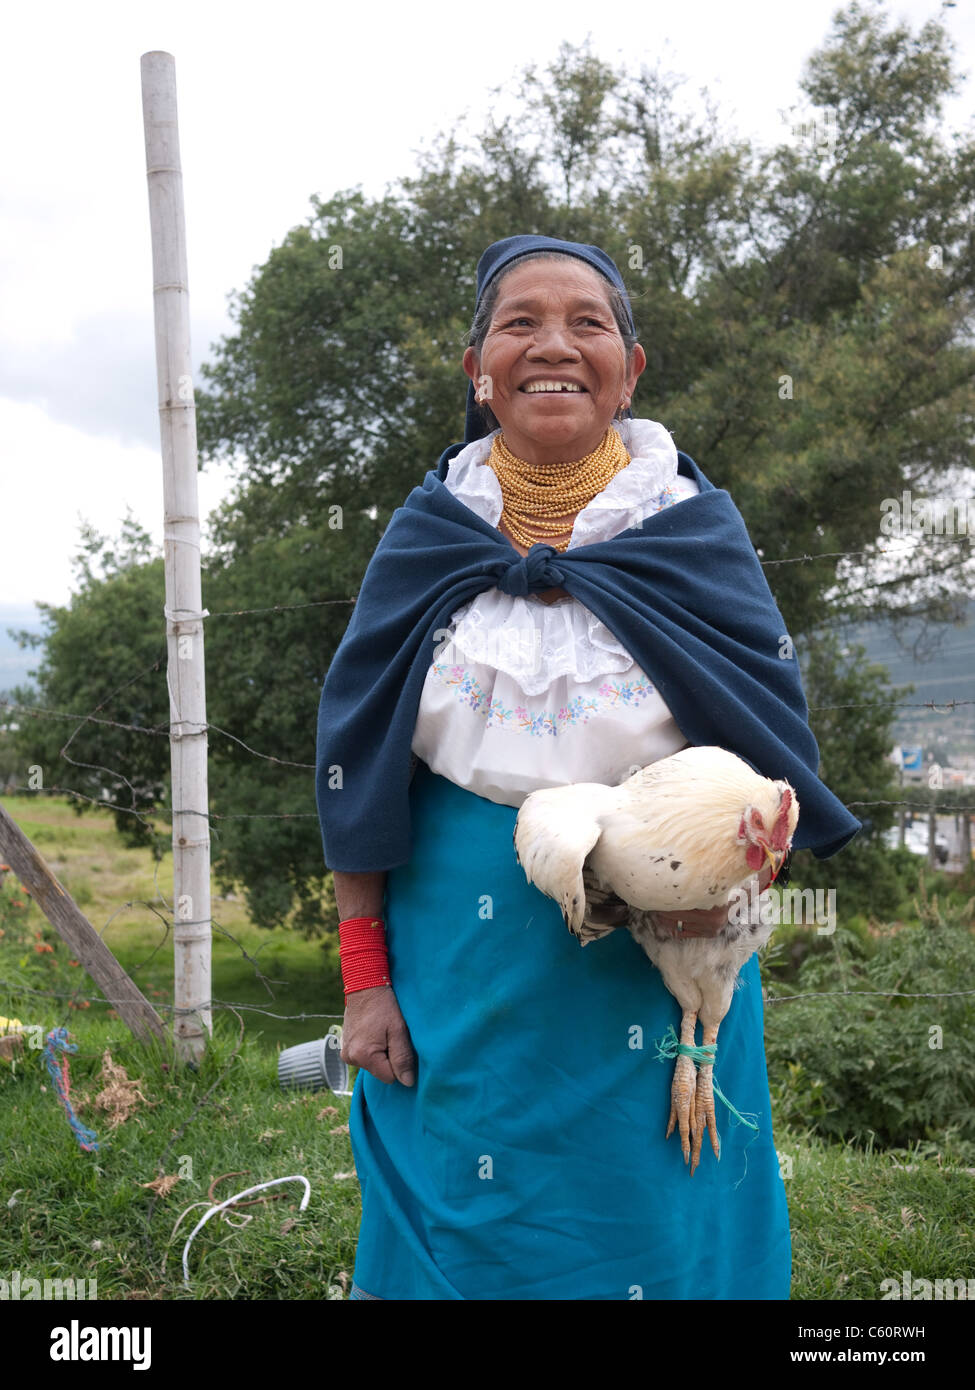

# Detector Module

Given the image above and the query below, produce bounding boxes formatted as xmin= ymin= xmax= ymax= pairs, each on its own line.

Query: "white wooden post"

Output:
xmin=141 ymin=51 xmax=212 ymax=1062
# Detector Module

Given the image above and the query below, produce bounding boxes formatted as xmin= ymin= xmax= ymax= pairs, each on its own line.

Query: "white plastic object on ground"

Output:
xmin=181 ymin=1175 xmax=311 ymax=1286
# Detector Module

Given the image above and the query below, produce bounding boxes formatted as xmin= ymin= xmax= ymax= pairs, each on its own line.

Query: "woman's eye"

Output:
xmin=503 ymin=317 xmax=605 ymax=328
xmin=499 ymin=316 xmax=607 ymax=329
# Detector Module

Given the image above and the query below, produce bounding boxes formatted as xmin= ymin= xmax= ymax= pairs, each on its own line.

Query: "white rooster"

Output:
xmin=513 ymin=745 xmax=798 ymax=1174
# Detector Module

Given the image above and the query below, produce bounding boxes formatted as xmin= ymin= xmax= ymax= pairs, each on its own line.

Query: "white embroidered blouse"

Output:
xmin=410 ymin=417 xmax=701 ymax=807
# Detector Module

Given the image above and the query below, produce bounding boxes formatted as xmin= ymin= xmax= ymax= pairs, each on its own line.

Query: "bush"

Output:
xmin=761 ymin=907 xmax=879 ymax=987
xmin=764 ymin=876 xmax=975 ymax=1156
xmin=791 ymin=837 xmax=923 ymax=925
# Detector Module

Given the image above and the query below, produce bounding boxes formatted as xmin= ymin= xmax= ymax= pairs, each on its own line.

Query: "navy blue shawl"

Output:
xmin=315 ymin=445 xmax=861 ymax=872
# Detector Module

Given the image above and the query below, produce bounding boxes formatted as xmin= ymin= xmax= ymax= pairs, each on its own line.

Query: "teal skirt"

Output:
xmin=348 ymin=760 xmax=791 ymax=1300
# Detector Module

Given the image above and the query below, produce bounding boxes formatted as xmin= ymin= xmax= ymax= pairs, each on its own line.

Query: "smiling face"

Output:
xmin=463 ymin=259 xmax=646 ymax=466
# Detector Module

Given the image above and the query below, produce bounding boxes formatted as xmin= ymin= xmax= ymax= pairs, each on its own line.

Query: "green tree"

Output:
xmin=3 ymin=513 xmax=170 ymax=854
xmin=200 ymin=502 xmax=378 ymax=930
xmin=792 ymin=629 xmax=911 ymax=918
xmin=11 ymin=3 xmax=975 ymax=930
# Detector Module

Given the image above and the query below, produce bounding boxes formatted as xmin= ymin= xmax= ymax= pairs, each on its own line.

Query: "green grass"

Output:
xmin=0 ymin=793 xmax=357 ymax=1298
xmin=0 ymin=1017 xmax=359 ymax=1300
xmin=2 ymin=792 xmax=973 ymax=1301
xmin=0 ymin=794 xmax=343 ymax=1052
xmin=1 ymin=1010 xmax=971 ymax=1300
xmin=780 ymin=1127 xmax=975 ymax=1299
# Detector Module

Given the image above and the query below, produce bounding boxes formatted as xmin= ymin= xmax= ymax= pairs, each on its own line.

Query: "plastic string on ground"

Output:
xmin=43 ymin=1026 xmax=100 ymax=1153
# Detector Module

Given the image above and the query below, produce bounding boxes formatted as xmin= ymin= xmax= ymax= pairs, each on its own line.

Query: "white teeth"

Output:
xmin=523 ymin=381 xmax=584 ymax=393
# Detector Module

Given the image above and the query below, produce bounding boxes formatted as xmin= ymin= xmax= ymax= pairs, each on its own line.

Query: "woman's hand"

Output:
xmin=652 ymin=863 xmax=776 ymax=939
xmin=341 ymin=984 xmax=417 ymax=1087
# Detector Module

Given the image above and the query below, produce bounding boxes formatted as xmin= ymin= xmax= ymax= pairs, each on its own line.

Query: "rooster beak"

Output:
xmin=764 ymin=846 xmax=784 ymax=882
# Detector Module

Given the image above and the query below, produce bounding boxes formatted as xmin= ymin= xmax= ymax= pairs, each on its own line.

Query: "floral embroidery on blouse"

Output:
xmin=647 ymin=483 xmax=682 ymax=513
xmin=429 ymin=663 xmax=658 ymax=736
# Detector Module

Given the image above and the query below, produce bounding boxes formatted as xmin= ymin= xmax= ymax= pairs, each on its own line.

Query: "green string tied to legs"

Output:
xmin=653 ymin=1024 xmax=762 ymax=1186
xmin=654 ymin=1023 xmax=759 ymax=1133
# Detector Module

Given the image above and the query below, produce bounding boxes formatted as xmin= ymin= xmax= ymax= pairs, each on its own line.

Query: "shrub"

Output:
xmin=764 ymin=876 xmax=975 ymax=1155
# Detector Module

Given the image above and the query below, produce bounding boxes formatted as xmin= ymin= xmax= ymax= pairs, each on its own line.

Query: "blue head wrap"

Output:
xmin=463 ymin=234 xmax=636 ymax=444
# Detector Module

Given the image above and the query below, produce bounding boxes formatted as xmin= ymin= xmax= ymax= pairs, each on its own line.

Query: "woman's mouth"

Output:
xmin=519 ymin=381 xmax=587 ymax=394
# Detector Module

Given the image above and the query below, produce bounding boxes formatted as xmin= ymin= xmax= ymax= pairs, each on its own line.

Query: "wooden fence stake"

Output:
xmin=0 ymin=803 xmax=168 ymax=1045
xmin=141 ymin=51 xmax=212 ymax=1062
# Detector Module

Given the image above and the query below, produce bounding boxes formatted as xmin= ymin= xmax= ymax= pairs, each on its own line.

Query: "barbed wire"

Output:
xmin=764 ymin=986 xmax=975 ymax=1004
xmin=0 ymin=972 xmax=472 ymax=1023
xmin=150 ymin=550 xmax=917 ymax=621
xmin=203 ymin=597 xmax=357 ymax=619
xmin=4 ymin=974 xmax=973 ymax=1020
xmin=2 ymin=542 xmax=973 ymax=1031
xmin=0 ymin=784 xmax=320 ymax=822
xmin=2 ymin=534 xmax=971 ymax=1248
xmin=846 ymin=799 xmax=975 ymax=811
xmin=3 ymin=685 xmax=975 ymax=794
xmin=7 ymin=537 xmax=960 ymax=633
xmin=0 ymin=979 xmax=343 ymax=1020
xmin=759 ymin=545 xmax=914 ymax=568
xmin=201 ymin=723 xmax=313 ymax=769
xmin=5 ymin=782 xmax=975 ymax=825
xmin=1 ymin=700 xmax=172 ymax=738
xmin=0 ymin=702 xmax=314 ymax=769
xmin=3 ymin=533 xmax=972 ymax=805
xmin=6 ymin=691 xmax=975 ymax=733
xmin=812 ymin=699 xmax=975 ymax=711
xmin=6 ymin=753 xmax=975 ymax=822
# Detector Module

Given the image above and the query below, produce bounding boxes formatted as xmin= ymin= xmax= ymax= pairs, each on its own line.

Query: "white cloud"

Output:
xmin=2 ymin=0 xmax=972 ymax=613
xmin=0 ymin=397 xmax=236 ymax=609
xmin=0 ymin=307 xmax=226 ymax=450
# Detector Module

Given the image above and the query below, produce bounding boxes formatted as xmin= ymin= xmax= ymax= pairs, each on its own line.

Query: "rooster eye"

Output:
xmin=750 ymin=809 xmax=764 ymax=830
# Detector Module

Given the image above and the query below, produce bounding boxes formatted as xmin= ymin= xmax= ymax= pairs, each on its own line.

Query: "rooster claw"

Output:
xmin=691 ymin=1064 xmax=720 ymax=1175
xmin=665 ymin=1052 xmax=697 ymax=1167
xmin=665 ymin=1054 xmax=721 ymax=1175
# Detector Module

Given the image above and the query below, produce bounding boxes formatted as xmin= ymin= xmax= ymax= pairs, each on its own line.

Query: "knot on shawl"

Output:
xmin=498 ymin=544 xmax=566 ymax=597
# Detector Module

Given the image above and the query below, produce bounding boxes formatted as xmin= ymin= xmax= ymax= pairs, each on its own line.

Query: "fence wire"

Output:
xmin=1 ymin=539 xmax=973 ymax=1165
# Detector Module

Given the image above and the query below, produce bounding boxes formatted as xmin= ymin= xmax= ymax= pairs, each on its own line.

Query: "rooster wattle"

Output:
xmin=513 ymin=744 xmax=799 ymax=1174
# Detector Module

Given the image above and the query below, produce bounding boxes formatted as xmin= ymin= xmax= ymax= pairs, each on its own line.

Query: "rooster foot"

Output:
xmin=664 ymin=1008 xmax=723 ymax=1175
xmin=690 ymin=1063 xmax=721 ymax=1175
xmin=665 ymin=1051 xmax=697 ymax=1167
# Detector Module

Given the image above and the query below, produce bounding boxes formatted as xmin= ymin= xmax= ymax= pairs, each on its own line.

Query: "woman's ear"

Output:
xmin=462 ymin=346 xmax=480 ymax=386
xmin=626 ymin=343 xmax=647 ymax=399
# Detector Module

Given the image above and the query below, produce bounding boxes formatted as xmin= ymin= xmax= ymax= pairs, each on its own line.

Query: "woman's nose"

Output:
xmin=526 ymin=324 xmax=580 ymax=358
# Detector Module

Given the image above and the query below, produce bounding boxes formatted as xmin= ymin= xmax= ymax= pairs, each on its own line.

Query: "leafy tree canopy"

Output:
xmin=7 ymin=2 xmax=974 ymax=928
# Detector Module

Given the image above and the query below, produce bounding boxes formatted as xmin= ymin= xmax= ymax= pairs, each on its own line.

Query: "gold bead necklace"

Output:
xmin=487 ymin=426 xmax=631 ymax=552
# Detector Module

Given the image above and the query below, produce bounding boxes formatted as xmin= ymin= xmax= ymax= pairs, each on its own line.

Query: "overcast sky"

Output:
xmin=2 ymin=0 xmax=972 ymax=625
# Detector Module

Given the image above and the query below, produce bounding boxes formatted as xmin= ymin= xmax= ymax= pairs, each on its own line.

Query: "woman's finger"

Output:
xmin=387 ymin=1023 xmax=417 ymax=1087
xmin=358 ymin=1044 xmax=397 ymax=1085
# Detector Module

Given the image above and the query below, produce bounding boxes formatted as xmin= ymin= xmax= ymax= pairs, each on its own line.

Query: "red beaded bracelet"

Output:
xmin=338 ymin=915 xmax=391 ymax=997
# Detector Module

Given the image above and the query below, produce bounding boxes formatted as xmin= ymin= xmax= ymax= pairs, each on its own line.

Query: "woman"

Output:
xmin=316 ymin=234 xmax=860 ymax=1300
